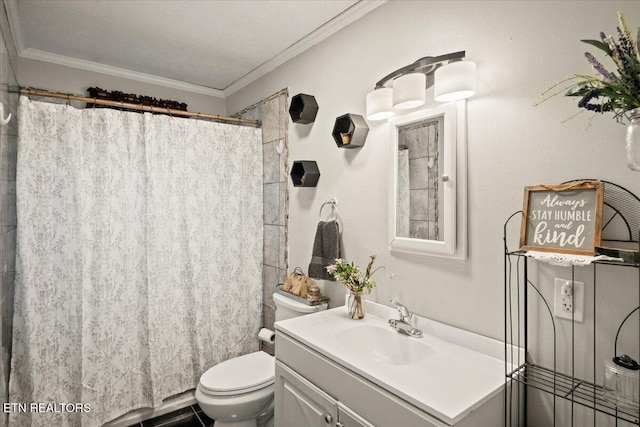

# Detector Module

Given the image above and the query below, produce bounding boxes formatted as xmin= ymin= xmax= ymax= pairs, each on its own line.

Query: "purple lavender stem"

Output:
xmin=585 ymin=52 xmax=615 ymax=83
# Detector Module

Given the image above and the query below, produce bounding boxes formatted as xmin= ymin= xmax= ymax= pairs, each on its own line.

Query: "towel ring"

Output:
xmin=319 ymin=198 xmax=338 ymax=221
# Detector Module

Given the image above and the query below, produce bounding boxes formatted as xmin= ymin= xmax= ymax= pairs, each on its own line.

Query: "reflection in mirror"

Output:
xmin=388 ymin=102 xmax=467 ymax=260
xmin=396 ymin=116 xmax=444 ymax=241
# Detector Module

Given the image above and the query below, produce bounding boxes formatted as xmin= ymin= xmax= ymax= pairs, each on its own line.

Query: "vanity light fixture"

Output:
xmin=365 ymin=50 xmax=476 ymax=121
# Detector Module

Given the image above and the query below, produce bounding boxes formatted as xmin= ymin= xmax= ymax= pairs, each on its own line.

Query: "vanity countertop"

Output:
xmin=275 ymin=301 xmax=517 ymax=425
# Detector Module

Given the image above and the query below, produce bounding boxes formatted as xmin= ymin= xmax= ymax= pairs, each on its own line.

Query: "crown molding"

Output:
xmin=222 ymin=0 xmax=387 ymax=97
xmin=19 ymin=48 xmax=225 ymax=97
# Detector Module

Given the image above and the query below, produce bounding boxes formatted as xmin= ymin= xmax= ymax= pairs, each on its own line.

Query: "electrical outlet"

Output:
xmin=553 ymin=278 xmax=584 ymax=322
xmin=560 ymin=281 xmax=573 ymax=312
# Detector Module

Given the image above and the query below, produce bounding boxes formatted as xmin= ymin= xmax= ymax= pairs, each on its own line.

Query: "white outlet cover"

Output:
xmin=553 ymin=278 xmax=584 ymax=322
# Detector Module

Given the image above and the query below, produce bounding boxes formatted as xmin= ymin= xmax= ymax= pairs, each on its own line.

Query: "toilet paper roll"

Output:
xmin=258 ymin=328 xmax=276 ymax=344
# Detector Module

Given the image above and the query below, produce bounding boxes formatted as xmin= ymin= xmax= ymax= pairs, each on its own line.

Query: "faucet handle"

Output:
xmin=391 ymin=299 xmax=412 ymax=322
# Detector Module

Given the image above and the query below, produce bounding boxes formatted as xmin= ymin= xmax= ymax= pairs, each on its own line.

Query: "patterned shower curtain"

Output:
xmin=8 ymin=97 xmax=263 ymax=426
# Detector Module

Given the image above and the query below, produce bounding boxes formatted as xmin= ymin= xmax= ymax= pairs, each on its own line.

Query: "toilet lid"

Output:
xmin=199 ymin=351 xmax=275 ymax=396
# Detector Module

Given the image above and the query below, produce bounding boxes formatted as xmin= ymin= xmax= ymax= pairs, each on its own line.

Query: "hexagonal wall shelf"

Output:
xmin=331 ymin=113 xmax=369 ymax=149
xmin=289 ymin=94 xmax=319 ymax=124
xmin=290 ymin=160 xmax=320 ymax=187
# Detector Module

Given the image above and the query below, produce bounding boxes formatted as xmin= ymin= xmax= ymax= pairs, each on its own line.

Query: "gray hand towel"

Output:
xmin=308 ymin=220 xmax=341 ymax=281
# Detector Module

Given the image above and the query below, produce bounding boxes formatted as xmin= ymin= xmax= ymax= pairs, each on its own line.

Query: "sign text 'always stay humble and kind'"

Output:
xmin=520 ymin=181 xmax=603 ymax=255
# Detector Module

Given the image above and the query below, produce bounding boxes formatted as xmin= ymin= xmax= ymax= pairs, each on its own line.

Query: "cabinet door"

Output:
xmin=337 ymin=402 xmax=376 ymax=427
xmin=275 ymin=361 xmax=338 ymax=427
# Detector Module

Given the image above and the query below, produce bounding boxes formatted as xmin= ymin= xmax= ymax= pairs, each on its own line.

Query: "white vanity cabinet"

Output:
xmin=274 ymin=303 xmax=509 ymax=427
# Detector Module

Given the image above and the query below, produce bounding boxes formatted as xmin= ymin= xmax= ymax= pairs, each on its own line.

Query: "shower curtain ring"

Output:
xmin=66 ymin=94 xmax=71 ymax=106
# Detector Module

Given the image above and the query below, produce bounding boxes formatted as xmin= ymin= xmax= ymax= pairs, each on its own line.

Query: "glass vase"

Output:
xmin=626 ymin=108 xmax=640 ymax=171
xmin=348 ymin=291 xmax=365 ymax=320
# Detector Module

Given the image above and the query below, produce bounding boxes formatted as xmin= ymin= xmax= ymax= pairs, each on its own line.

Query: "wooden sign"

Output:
xmin=520 ymin=181 xmax=604 ymax=255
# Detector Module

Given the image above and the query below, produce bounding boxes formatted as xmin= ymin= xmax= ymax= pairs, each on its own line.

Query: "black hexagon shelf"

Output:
xmin=289 ymin=94 xmax=319 ymax=124
xmin=290 ymin=160 xmax=320 ymax=187
xmin=331 ymin=113 xmax=369 ymax=149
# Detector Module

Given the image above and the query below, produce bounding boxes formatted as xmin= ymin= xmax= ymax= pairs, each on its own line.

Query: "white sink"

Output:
xmin=335 ymin=324 xmax=431 ymax=366
xmin=275 ymin=300 xmax=521 ymax=425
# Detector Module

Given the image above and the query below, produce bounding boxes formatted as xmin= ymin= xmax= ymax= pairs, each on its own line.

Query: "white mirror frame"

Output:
xmin=388 ymin=101 xmax=467 ymax=260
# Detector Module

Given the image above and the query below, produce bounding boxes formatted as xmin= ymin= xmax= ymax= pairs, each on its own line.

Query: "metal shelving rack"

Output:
xmin=504 ymin=180 xmax=640 ymax=426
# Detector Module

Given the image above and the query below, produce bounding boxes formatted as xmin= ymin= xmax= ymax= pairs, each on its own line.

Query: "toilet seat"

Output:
xmin=199 ymin=351 xmax=275 ymax=396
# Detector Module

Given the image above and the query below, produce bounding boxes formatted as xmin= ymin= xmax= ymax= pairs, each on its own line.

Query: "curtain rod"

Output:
xmin=9 ymin=86 xmax=261 ymax=126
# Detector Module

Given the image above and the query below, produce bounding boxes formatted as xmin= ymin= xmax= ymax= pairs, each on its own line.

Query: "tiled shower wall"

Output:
xmin=0 ymin=22 xmax=18 ymax=404
xmin=239 ymin=90 xmax=289 ymax=355
xmin=398 ymin=118 xmax=442 ymax=241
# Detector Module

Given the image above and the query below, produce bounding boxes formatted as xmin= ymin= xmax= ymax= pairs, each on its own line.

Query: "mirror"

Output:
xmin=388 ymin=102 xmax=467 ymax=259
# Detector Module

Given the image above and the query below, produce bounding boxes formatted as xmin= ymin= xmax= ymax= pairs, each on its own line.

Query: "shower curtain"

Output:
xmin=9 ymin=97 xmax=263 ymax=426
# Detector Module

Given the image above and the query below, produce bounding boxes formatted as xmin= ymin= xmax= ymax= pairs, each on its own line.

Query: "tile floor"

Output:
xmin=128 ymin=404 xmax=212 ymax=427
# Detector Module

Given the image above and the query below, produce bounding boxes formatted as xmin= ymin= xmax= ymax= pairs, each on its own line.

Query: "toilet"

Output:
xmin=195 ymin=292 xmax=328 ymax=427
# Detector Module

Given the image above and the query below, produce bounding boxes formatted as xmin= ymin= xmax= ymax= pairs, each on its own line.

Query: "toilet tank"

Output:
xmin=273 ymin=292 xmax=328 ymax=322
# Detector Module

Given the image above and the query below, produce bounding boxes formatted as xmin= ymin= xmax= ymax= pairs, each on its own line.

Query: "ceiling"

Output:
xmin=6 ymin=0 xmax=385 ymax=97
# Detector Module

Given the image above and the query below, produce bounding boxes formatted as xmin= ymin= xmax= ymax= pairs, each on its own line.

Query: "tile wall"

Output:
xmin=398 ymin=118 xmax=442 ymax=240
xmin=0 ymin=22 xmax=17 ymax=406
xmin=240 ymin=90 xmax=289 ymax=355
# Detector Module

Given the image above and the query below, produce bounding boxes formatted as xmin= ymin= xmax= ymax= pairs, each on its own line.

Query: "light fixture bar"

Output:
xmin=366 ymin=50 xmax=474 ymax=121
xmin=373 ymin=51 xmax=466 ymax=89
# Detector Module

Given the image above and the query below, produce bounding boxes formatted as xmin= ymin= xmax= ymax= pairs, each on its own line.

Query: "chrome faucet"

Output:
xmin=388 ymin=300 xmax=423 ymax=338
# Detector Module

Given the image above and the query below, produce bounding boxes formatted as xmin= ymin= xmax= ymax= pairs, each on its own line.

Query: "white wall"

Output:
xmin=226 ymin=0 xmax=640 ymax=342
xmin=17 ymin=57 xmax=227 ymax=116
